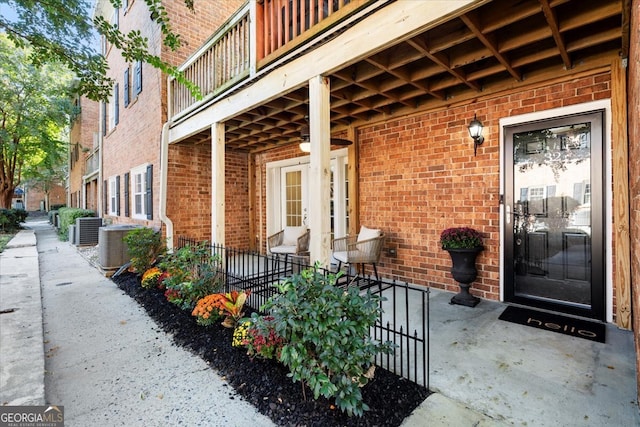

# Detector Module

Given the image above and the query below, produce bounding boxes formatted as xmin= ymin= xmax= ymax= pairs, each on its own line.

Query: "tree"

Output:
xmin=0 ymin=0 xmax=200 ymax=102
xmin=0 ymin=34 xmax=74 ymax=208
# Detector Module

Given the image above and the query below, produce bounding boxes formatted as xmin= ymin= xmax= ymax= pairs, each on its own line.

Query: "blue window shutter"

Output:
xmin=114 ymin=83 xmax=119 ymax=125
xmin=115 ymin=175 xmax=121 ymax=215
xmin=103 ymin=180 xmax=108 ymax=214
xmin=102 ymin=102 xmax=106 ymax=136
xmin=124 ymin=173 xmax=130 ymax=217
xmin=134 ymin=60 xmax=142 ymax=96
xmin=146 ymin=164 xmax=153 ymax=220
xmin=124 ymin=68 xmax=130 ymax=107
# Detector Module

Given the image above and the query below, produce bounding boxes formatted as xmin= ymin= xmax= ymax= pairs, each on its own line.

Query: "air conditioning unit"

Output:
xmin=76 ymin=217 xmax=103 ymax=246
xmin=98 ymin=225 xmax=141 ymax=271
xmin=68 ymin=224 xmax=77 ymax=245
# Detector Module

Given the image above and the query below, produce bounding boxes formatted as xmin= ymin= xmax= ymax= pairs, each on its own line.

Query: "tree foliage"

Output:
xmin=0 ymin=34 xmax=74 ymax=208
xmin=0 ymin=0 xmax=200 ymax=102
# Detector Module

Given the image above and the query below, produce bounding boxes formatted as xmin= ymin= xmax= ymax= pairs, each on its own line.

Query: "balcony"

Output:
xmin=169 ymin=0 xmax=377 ymax=121
xmin=85 ymin=150 xmax=99 ymax=178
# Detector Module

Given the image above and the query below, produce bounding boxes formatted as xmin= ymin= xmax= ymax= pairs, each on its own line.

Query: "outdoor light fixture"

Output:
xmin=299 ymin=138 xmax=311 ymax=153
xmin=468 ymin=113 xmax=484 ymax=156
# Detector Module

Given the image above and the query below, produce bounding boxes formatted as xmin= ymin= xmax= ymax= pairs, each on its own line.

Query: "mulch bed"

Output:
xmin=112 ymin=272 xmax=430 ymax=426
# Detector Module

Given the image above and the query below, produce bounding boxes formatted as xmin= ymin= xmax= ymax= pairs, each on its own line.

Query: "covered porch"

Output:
xmin=163 ymin=0 xmax=632 ymax=328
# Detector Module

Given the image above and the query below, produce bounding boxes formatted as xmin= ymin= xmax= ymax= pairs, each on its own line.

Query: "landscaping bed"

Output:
xmin=112 ymin=271 xmax=430 ymax=426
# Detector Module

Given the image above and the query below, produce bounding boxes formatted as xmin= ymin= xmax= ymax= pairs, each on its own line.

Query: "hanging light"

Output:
xmin=468 ymin=113 xmax=484 ymax=156
xmin=299 ymin=122 xmax=311 ymax=152
xmin=299 ymin=139 xmax=311 ymax=153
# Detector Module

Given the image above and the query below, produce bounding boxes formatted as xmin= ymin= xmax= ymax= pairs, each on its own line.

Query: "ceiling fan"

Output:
xmin=299 ymin=119 xmax=352 ymax=152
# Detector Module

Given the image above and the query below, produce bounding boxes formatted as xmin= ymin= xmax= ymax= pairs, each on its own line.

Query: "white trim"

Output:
xmin=266 ymin=148 xmax=348 ymax=239
xmin=108 ymin=176 xmax=118 ymax=216
xmin=499 ymin=99 xmax=613 ymax=322
xmin=130 ymin=163 xmax=150 ymax=220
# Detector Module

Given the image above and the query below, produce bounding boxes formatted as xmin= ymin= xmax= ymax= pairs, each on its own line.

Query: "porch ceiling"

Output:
xmin=183 ymin=0 xmax=627 ymax=152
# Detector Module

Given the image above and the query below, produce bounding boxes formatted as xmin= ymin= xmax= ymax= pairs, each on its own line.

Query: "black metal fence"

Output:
xmin=175 ymin=235 xmax=429 ymax=388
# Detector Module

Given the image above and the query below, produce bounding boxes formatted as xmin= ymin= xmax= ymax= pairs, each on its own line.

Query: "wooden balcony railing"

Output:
xmin=169 ymin=4 xmax=252 ymax=119
xmin=169 ymin=0 xmax=375 ymax=121
xmin=257 ymin=0 xmax=367 ymax=63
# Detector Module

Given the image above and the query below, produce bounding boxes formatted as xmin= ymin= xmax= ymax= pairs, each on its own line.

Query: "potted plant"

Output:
xmin=440 ymin=227 xmax=483 ymax=307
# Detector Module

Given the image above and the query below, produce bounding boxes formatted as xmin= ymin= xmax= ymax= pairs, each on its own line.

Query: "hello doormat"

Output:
xmin=498 ymin=306 xmax=605 ymax=343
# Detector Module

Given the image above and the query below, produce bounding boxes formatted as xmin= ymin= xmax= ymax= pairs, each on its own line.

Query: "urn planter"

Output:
xmin=445 ymin=247 xmax=482 ymax=307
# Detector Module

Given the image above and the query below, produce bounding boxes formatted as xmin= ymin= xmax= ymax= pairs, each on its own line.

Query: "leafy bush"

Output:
xmin=0 ymin=208 xmax=27 ymax=231
xmin=57 ymin=207 xmax=96 ymax=240
xmin=262 ymin=265 xmax=394 ymax=417
xmin=158 ymin=242 xmax=223 ymax=310
xmin=123 ymin=228 xmax=166 ymax=274
xmin=236 ymin=314 xmax=285 ymax=360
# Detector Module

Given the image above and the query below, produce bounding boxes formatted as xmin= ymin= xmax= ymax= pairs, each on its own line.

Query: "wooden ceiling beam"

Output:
xmin=539 ymin=0 xmax=572 ymax=69
xmin=364 ymin=56 xmax=445 ymax=101
xmin=460 ymin=12 xmax=522 ymax=81
xmin=406 ymin=37 xmax=481 ymax=92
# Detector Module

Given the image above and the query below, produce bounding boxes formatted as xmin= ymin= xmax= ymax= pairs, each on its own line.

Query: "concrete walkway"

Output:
xmin=2 ymin=220 xmax=274 ymax=426
xmin=2 ymin=218 xmax=639 ymax=426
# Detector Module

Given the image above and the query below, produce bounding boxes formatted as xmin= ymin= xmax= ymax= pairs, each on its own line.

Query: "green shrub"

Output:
xmin=0 ymin=208 xmax=27 ymax=231
xmin=57 ymin=207 xmax=96 ymax=241
xmin=262 ymin=265 xmax=394 ymax=417
xmin=159 ymin=242 xmax=223 ymax=310
xmin=123 ymin=227 xmax=166 ymax=274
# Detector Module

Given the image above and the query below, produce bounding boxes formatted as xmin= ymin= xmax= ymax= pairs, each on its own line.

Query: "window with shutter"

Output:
xmin=102 ymin=102 xmax=106 ymax=136
xmin=131 ymin=164 xmax=149 ymax=220
xmin=146 ymin=164 xmax=153 ymax=220
xmin=116 ymin=175 xmax=121 ymax=215
xmin=134 ymin=60 xmax=142 ymax=96
xmin=103 ymin=180 xmax=108 ymax=214
xmin=124 ymin=173 xmax=130 ymax=216
xmin=124 ymin=68 xmax=130 ymax=107
xmin=114 ymin=83 xmax=119 ymax=125
xmin=109 ymin=177 xmax=118 ymax=215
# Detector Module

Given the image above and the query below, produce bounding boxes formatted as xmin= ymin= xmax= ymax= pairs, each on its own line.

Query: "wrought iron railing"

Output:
xmin=175 ymin=235 xmax=429 ymax=388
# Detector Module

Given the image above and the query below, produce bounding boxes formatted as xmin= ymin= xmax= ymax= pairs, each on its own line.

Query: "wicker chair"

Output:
xmin=332 ymin=226 xmax=385 ymax=280
xmin=267 ymin=226 xmax=310 ymax=271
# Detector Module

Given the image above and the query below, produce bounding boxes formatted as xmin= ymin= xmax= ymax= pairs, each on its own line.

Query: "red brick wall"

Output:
xmin=352 ymin=72 xmax=611 ymax=301
xmin=24 ymin=185 xmax=66 ymax=211
xmin=225 ymin=150 xmax=250 ymax=248
xmin=68 ymin=96 xmax=99 ymax=209
xmin=628 ymin=0 xmax=640 ymax=403
xmin=101 ymin=0 xmax=163 ymax=227
xmin=100 ymin=0 xmax=242 ymax=228
xmin=167 ymin=142 xmax=212 ymax=241
xmin=167 ymin=142 xmax=250 ymax=248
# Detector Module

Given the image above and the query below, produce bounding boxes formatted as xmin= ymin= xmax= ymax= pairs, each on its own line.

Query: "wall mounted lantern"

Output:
xmin=468 ymin=114 xmax=484 ymax=156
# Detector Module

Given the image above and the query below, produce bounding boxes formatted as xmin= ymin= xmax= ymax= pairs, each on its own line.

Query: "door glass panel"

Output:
xmin=284 ymin=170 xmax=303 ymax=226
xmin=512 ymin=122 xmax=592 ymax=306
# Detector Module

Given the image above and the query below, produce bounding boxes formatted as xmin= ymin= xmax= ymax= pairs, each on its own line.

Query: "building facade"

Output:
xmin=72 ymin=0 xmax=639 ymax=402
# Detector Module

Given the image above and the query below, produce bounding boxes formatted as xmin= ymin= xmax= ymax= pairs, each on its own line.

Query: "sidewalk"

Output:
xmin=1 ymin=220 xmax=274 ymax=425
xmin=0 ymin=227 xmax=43 ymax=406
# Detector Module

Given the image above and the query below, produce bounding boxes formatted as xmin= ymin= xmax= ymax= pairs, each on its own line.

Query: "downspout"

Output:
xmin=159 ymin=122 xmax=174 ymax=251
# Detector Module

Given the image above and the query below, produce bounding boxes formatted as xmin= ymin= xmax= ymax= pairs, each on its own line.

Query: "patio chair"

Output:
xmin=332 ymin=226 xmax=385 ymax=280
xmin=267 ymin=226 xmax=310 ymax=272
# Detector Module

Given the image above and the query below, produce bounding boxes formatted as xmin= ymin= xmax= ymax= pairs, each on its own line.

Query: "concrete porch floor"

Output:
xmin=406 ymin=288 xmax=640 ymax=426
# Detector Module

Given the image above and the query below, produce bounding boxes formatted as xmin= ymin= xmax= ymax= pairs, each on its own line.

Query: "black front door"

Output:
xmin=504 ymin=111 xmax=605 ymax=320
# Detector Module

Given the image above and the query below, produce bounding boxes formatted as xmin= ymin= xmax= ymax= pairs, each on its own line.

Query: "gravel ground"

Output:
xmin=111 ymin=271 xmax=430 ymax=426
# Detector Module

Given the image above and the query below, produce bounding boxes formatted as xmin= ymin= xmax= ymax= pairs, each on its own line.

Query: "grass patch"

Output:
xmin=0 ymin=232 xmax=16 ymax=253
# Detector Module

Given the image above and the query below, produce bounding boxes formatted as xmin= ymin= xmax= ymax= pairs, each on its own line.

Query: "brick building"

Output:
xmin=92 ymin=0 xmax=243 ymax=228
xmin=67 ymin=94 xmax=100 ymax=211
xmin=81 ymin=0 xmax=639 ymax=404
